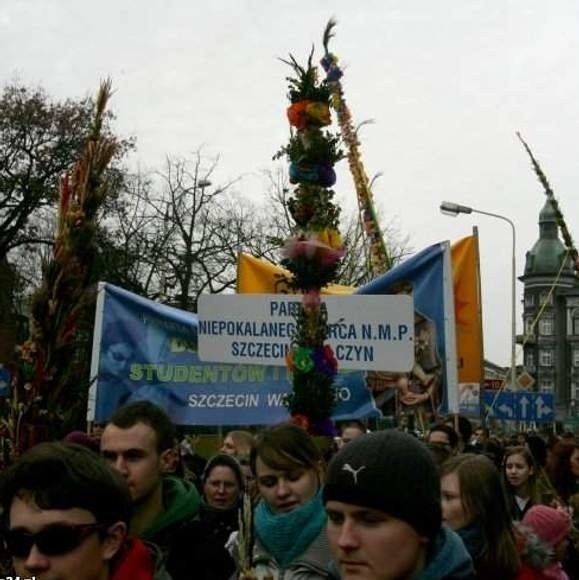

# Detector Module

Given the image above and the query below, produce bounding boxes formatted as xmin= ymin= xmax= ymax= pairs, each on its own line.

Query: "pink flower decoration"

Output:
xmin=302 ymin=290 xmax=321 ymax=308
xmin=282 ymin=237 xmax=345 ymax=267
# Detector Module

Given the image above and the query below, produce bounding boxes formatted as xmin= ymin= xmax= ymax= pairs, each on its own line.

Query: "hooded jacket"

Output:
xmin=141 ymin=476 xmax=200 ymax=542
xmin=417 ymin=525 xmax=475 ymax=580
xmin=141 ymin=476 xmax=202 ymax=580
xmin=515 ymin=523 xmax=569 ymax=580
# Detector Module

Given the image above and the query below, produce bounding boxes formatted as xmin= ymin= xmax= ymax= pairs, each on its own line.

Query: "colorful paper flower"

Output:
xmin=305 ymin=102 xmax=331 ymax=126
xmin=293 ymin=346 xmax=314 ymax=373
xmin=291 ymin=414 xmax=311 ymax=431
xmin=282 ymin=237 xmax=345 ymax=267
xmin=316 ymin=228 xmax=343 ymax=250
xmin=314 ymin=345 xmax=338 ymax=378
xmin=287 ymin=100 xmax=311 ymax=129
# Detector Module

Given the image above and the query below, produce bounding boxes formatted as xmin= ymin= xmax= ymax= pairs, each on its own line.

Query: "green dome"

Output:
xmin=525 ymin=238 xmax=570 ymax=275
xmin=525 ymin=198 xmax=573 ymax=276
xmin=539 ymin=199 xmax=558 ymax=223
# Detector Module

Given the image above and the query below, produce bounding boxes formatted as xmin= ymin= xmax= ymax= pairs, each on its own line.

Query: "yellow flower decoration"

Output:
xmin=316 ymin=228 xmax=342 ymax=249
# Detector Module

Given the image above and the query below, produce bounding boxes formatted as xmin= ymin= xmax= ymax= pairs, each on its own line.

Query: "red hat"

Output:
xmin=522 ymin=505 xmax=571 ymax=547
xmin=64 ymin=430 xmax=100 ymax=453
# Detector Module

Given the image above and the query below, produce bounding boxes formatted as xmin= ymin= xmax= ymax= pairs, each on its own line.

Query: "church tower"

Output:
xmin=519 ymin=198 xmax=579 ymax=417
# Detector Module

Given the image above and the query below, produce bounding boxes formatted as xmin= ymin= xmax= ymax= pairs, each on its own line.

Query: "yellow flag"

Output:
xmin=450 ymin=235 xmax=483 ymax=383
xmin=237 ymin=253 xmax=353 ymax=295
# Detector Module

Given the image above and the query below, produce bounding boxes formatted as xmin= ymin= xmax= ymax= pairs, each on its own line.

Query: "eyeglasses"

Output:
xmin=4 ymin=522 xmax=108 ymax=558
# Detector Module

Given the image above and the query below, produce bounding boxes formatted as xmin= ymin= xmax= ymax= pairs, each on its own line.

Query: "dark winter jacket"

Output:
xmin=417 ymin=525 xmax=475 ymax=580
xmin=141 ymin=476 xmax=205 ymax=580
xmin=111 ymin=538 xmax=172 ymax=580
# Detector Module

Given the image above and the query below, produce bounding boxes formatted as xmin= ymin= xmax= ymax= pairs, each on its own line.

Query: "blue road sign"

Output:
xmin=483 ymin=391 xmax=554 ymax=423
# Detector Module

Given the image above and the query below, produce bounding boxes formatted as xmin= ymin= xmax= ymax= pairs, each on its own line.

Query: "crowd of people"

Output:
xmin=0 ymin=403 xmax=578 ymax=579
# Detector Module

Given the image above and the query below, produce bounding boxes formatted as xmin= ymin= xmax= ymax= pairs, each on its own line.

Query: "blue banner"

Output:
xmin=89 ymin=283 xmax=380 ymax=425
xmin=357 ymin=242 xmax=456 ymax=415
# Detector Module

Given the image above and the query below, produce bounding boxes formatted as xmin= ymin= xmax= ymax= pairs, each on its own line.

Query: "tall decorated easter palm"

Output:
xmin=2 ymin=81 xmax=119 ymax=459
xmin=274 ymin=47 xmax=346 ymax=433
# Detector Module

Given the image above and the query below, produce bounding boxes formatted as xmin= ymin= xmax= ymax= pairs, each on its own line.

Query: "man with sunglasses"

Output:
xmin=0 ymin=441 xmax=171 ymax=579
xmin=101 ymin=401 xmax=214 ymax=580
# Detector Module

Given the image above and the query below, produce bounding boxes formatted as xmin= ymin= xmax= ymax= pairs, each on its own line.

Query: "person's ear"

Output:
xmin=103 ymin=521 xmax=127 ymax=561
xmin=160 ymin=447 xmax=179 ymax=473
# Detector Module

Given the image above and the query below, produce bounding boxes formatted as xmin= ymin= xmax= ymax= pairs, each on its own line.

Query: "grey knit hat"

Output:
xmin=323 ymin=430 xmax=441 ymax=540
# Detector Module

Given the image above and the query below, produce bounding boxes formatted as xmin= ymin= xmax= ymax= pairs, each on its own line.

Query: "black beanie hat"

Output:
xmin=323 ymin=430 xmax=441 ymax=540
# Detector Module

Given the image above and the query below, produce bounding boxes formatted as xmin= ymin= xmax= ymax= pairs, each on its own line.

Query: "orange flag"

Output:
xmin=450 ymin=235 xmax=483 ymax=384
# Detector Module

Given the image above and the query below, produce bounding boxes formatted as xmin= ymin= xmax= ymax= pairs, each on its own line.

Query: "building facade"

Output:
xmin=519 ymin=198 xmax=579 ymax=419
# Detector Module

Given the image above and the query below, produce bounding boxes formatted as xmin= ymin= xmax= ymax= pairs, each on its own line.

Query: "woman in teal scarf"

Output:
xmin=237 ymin=423 xmax=333 ymax=578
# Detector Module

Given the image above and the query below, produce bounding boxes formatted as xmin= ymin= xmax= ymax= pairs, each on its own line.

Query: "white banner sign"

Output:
xmin=198 ymin=294 xmax=414 ymax=371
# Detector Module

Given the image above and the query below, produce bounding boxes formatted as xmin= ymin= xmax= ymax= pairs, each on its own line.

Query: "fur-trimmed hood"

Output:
xmin=516 ymin=523 xmax=555 ymax=569
xmin=515 ymin=523 xmax=569 ymax=580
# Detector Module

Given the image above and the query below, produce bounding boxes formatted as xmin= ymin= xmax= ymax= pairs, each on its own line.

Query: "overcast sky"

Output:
xmin=3 ymin=1 xmax=579 ymax=367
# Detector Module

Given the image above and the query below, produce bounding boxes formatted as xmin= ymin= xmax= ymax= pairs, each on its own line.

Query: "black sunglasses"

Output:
xmin=4 ymin=522 xmax=108 ymax=558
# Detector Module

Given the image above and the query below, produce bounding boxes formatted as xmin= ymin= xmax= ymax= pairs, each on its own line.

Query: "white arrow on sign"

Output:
xmin=498 ymin=404 xmax=514 ymax=418
xmin=536 ymin=396 xmax=553 ymax=419
xmin=519 ymin=395 xmax=529 ymax=420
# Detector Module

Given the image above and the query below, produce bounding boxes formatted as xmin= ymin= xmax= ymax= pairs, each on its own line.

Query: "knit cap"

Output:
xmin=63 ymin=430 xmax=100 ymax=453
xmin=522 ymin=505 xmax=571 ymax=547
xmin=323 ymin=430 xmax=441 ymax=540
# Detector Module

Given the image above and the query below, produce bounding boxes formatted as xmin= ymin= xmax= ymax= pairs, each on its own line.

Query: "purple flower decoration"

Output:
xmin=314 ymin=345 xmax=338 ymax=378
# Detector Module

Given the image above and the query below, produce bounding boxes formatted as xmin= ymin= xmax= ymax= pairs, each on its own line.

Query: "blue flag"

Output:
xmin=357 ymin=242 xmax=458 ymax=414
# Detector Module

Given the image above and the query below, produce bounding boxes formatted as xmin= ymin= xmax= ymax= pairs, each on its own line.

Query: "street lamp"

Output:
xmin=440 ymin=201 xmax=517 ymax=397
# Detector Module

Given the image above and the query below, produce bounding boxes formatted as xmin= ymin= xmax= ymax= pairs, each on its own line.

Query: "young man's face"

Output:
xmin=101 ymin=422 xmax=168 ymax=505
xmin=9 ymin=495 xmax=123 ymax=580
xmin=326 ymin=500 xmax=428 ymax=580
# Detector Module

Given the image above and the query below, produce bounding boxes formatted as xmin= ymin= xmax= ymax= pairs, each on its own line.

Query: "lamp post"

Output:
xmin=440 ymin=201 xmax=517 ymax=398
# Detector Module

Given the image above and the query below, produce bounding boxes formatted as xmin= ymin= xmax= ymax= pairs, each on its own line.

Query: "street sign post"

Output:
xmin=483 ymin=391 xmax=554 ymax=423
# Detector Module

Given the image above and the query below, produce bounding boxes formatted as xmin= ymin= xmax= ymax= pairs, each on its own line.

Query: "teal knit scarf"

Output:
xmin=254 ymin=491 xmax=326 ymax=569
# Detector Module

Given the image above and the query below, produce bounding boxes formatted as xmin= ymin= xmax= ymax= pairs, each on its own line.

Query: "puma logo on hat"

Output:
xmin=342 ymin=463 xmax=366 ymax=484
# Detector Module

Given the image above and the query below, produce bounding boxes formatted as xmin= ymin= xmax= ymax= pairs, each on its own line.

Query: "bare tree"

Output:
xmin=96 ymin=151 xmax=274 ymax=310
xmin=0 ymin=82 xmax=132 ymax=262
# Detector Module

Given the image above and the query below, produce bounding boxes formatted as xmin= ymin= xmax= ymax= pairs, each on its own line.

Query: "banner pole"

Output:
xmin=473 ymin=227 xmax=486 ymax=428
xmin=86 ymin=282 xmax=106 ymax=426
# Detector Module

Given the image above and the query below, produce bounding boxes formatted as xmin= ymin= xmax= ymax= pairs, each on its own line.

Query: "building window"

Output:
xmin=539 ymin=350 xmax=553 ymax=367
xmin=524 ymin=317 xmax=534 ymax=336
xmin=573 ymin=350 xmax=579 ymax=367
xmin=540 ymin=378 xmax=554 ymax=393
xmin=525 ymin=352 xmax=535 ymax=371
xmin=525 ymin=294 xmax=535 ymax=307
xmin=539 ymin=317 xmax=554 ymax=336
xmin=573 ymin=315 xmax=579 ymax=336
xmin=539 ymin=291 xmax=553 ymax=306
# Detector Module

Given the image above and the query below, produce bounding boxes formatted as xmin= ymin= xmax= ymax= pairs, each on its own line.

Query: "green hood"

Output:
xmin=143 ymin=476 xmax=200 ymax=539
